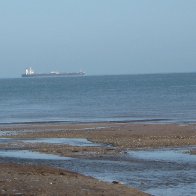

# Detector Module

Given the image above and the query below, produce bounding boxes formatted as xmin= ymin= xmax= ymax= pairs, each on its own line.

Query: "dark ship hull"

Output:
xmin=22 ymin=72 xmax=85 ymax=78
xmin=22 ymin=67 xmax=85 ymax=78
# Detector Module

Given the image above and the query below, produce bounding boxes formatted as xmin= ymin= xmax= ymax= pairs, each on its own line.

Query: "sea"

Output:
xmin=1 ymin=72 xmax=196 ymax=124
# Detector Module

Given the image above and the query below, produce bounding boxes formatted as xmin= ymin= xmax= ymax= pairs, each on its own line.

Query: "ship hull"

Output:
xmin=21 ymin=72 xmax=85 ymax=78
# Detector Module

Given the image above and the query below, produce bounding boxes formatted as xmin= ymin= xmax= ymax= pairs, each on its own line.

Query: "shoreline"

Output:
xmin=0 ymin=122 xmax=196 ymax=195
xmin=1 ymin=117 xmax=196 ymax=126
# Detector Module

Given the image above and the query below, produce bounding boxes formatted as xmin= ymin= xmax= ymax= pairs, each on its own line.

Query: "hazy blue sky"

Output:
xmin=0 ymin=0 xmax=196 ymax=77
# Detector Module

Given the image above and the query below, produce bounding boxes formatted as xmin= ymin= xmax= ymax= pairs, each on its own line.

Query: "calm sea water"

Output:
xmin=1 ymin=73 xmax=196 ymax=124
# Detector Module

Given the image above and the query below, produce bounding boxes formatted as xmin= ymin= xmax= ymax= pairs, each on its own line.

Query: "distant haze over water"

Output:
xmin=1 ymin=73 xmax=196 ymax=124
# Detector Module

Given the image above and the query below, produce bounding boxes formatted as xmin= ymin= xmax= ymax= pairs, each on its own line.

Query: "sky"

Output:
xmin=0 ymin=0 xmax=196 ymax=78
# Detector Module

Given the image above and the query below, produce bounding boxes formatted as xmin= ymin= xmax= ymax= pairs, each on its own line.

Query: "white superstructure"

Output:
xmin=25 ymin=67 xmax=35 ymax=75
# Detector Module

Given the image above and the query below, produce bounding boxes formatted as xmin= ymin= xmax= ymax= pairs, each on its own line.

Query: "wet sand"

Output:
xmin=0 ymin=122 xmax=196 ymax=195
xmin=0 ymin=163 xmax=145 ymax=196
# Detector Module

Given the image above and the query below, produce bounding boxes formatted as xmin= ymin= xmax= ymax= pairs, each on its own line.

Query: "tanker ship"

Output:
xmin=22 ymin=67 xmax=85 ymax=78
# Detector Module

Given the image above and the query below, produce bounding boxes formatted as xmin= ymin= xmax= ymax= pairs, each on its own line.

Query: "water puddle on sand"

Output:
xmin=0 ymin=131 xmax=16 ymax=136
xmin=0 ymin=150 xmax=73 ymax=160
xmin=0 ymin=137 xmax=103 ymax=147
xmin=24 ymin=138 xmax=103 ymax=147
xmin=0 ymin=130 xmax=34 ymax=136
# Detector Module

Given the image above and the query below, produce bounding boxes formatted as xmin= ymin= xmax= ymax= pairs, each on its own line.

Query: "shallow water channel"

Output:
xmin=24 ymin=138 xmax=103 ymax=147
xmin=0 ymin=137 xmax=195 ymax=196
xmin=0 ymin=137 xmax=103 ymax=147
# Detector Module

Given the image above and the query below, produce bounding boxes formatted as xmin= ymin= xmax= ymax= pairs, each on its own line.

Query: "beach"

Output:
xmin=0 ymin=163 xmax=145 ymax=196
xmin=1 ymin=0 xmax=196 ymax=194
xmin=0 ymin=122 xmax=195 ymax=195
